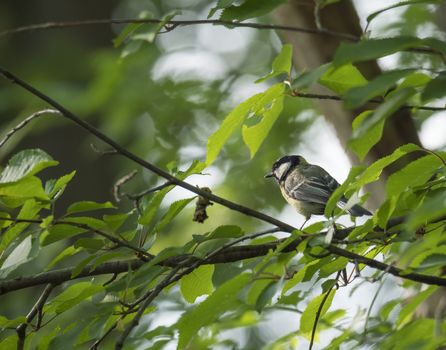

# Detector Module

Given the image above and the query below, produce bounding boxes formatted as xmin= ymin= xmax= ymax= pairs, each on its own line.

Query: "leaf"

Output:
xmin=1 ymin=235 xmax=32 ymax=270
xmin=220 ymin=0 xmax=287 ymax=21
xmin=406 ymin=192 xmax=446 ymax=230
xmin=420 ymin=74 xmax=446 ymax=102
xmin=0 ymin=315 xmax=26 ymax=329
xmin=334 ymin=37 xmax=421 ymax=66
xmin=207 ymin=225 xmax=244 ymax=240
xmin=66 ymin=201 xmax=116 ymax=215
xmin=399 ymin=72 xmax=431 ymax=89
xmin=366 ymin=1 xmax=440 ymax=30
xmin=348 ymin=110 xmax=385 ymax=161
xmin=180 ymin=265 xmax=215 ymax=303
xmin=319 ymin=64 xmax=368 ymax=94
xmin=344 ymin=69 xmax=413 ymax=109
xmin=242 ymin=93 xmax=284 ymax=158
xmin=0 ymin=176 xmax=50 ymax=203
xmin=352 ymin=144 xmax=420 ymax=189
xmin=0 ymin=200 xmax=41 ymax=252
xmin=154 ymin=197 xmax=194 ymax=232
xmin=177 ymin=273 xmax=250 ymax=348
xmin=41 ymin=224 xmax=87 ymax=246
xmin=292 ymin=63 xmax=330 ymax=89
xmin=47 ymin=171 xmax=76 ymax=198
xmin=350 ymin=88 xmax=417 ymax=153
xmin=397 ymin=286 xmax=437 ymax=327
xmin=376 ymin=197 xmax=397 ymax=229
xmin=300 ymin=291 xmax=335 ymax=339
xmin=71 ymin=255 xmax=97 ymax=278
xmin=74 ymin=238 xmax=104 ymax=251
xmin=255 ymin=44 xmax=293 ymax=83
xmin=206 ymin=83 xmax=284 ymax=165
xmin=46 ymin=246 xmax=81 ymax=269
xmin=386 ymin=155 xmax=441 ymax=198
xmin=44 ymin=282 xmax=103 ymax=314
xmin=0 ymin=149 xmax=58 ymax=184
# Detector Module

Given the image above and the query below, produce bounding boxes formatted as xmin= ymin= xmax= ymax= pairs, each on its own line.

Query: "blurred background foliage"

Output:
xmin=1 ymin=0 xmax=446 ymax=349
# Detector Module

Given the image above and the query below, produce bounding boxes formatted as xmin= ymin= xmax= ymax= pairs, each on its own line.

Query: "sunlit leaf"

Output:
xmin=319 ymin=64 xmax=368 ymax=94
xmin=180 ymin=265 xmax=215 ymax=303
xmin=255 ymin=44 xmax=293 ymax=83
xmin=300 ymin=291 xmax=335 ymax=339
xmin=66 ymin=201 xmax=116 ymax=215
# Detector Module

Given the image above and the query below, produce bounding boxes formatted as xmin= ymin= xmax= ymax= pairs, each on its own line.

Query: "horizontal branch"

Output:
xmin=2 ymin=229 xmax=446 ymax=295
xmin=0 ymin=18 xmax=357 ymax=41
xmin=292 ymin=91 xmax=446 ymax=112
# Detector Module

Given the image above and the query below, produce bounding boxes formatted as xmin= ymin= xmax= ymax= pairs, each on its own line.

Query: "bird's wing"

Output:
xmin=288 ymin=166 xmax=340 ymax=205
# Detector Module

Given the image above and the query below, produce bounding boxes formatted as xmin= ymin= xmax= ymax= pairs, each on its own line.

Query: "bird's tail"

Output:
xmin=338 ymin=198 xmax=372 ymax=217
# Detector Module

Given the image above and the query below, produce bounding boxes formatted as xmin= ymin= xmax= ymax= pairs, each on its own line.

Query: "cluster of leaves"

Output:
xmin=1 ymin=0 xmax=446 ymax=349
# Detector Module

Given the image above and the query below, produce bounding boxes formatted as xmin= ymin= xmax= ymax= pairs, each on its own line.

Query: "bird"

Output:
xmin=265 ymin=155 xmax=371 ymax=226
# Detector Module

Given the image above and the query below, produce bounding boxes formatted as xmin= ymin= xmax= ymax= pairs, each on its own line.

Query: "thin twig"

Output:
xmin=113 ymin=170 xmax=138 ymax=202
xmin=291 ymin=91 xmax=446 ymax=112
xmin=16 ymin=284 xmax=56 ymax=350
xmin=309 ymin=284 xmax=336 ymax=350
xmin=0 ymin=18 xmax=358 ymax=41
xmin=0 ymin=109 xmax=61 ymax=149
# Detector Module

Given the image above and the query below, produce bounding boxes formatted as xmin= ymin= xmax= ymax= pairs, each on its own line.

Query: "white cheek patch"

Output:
xmin=274 ymin=162 xmax=290 ymax=180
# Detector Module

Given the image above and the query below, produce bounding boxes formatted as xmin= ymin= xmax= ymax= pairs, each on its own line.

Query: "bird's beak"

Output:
xmin=264 ymin=172 xmax=274 ymax=179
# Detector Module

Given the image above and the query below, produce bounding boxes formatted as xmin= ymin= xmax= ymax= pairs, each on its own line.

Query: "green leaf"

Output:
xmin=366 ymin=1 xmax=440 ymax=30
xmin=376 ymin=197 xmax=397 ymax=229
xmin=0 ymin=199 xmax=41 ymax=252
xmin=344 ymin=69 xmax=413 ymax=109
xmin=46 ymin=246 xmax=81 ymax=269
xmin=348 ymin=110 xmax=385 ymax=161
xmin=406 ymin=192 xmax=446 ymax=230
xmin=399 ymin=72 xmax=431 ymax=89
xmin=206 ymin=83 xmax=284 ymax=165
xmin=300 ymin=291 xmax=335 ymax=339
xmin=71 ymin=255 xmax=97 ymax=278
xmin=154 ymin=197 xmax=194 ymax=232
xmin=386 ymin=155 xmax=441 ymax=198
xmin=44 ymin=282 xmax=103 ymax=314
xmin=397 ymin=286 xmax=437 ymax=326
xmin=0 ymin=176 xmax=50 ymax=203
xmin=66 ymin=201 xmax=116 ymax=215
xmin=334 ymin=37 xmax=422 ymax=66
xmin=255 ymin=281 xmax=278 ymax=312
xmin=0 ymin=315 xmax=26 ymax=329
xmin=177 ymin=273 xmax=250 ymax=348
xmin=220 ymin=0 xmax=287 ymax=21
xmin=319 ymin=64 xmax=368 ymax=95
xmin=350 ymin=88 xmax=417 ymax=152
xmin=420 ymin=74 xmax=446 ymax=102
xmin=41 ymin=224 xmax=87 ymax=246
xmin=180 ymin=265 xmax=215 ymax=303
xmin=113 ymin=11 xmax=153 ymax=48
xmin=1 ymin=235 xmax=32 ymax=271
xmin=242 ymin=93 xmax=284 ymax=158
xmin=63 ymin=216 xmax=107 ymax=230
xmin=0 ymin=149 xmax=58 ymax=184
xmin=207 ymin=225 xmax=244 ymax=240
xmin=103 ymin=212 xmax=130 ymax=231
xmin=74 ymin=238 xmax=104 ymax=251
xmin=292 ymin=64 xmax=330 ymax=89
xmin=47 ymin=171 xmax=76 ymax=198
xmin=255 ymin=44 xmax=293 ymax=83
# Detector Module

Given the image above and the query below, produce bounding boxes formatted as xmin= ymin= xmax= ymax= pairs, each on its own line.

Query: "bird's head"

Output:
xmin=265 ymin=155 xmax=307 ymax=182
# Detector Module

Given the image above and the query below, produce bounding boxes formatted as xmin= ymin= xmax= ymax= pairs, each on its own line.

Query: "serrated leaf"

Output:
xmin=319 ymin=64 xmax=368 ymax=95
xmin=348 ymin=110 xmax=385 ymax=161
xmin=0 ymin=176 xmax=49 ymax=203
xmin=397 ymin=286 xmax=437 ymax=327
xmin=44 ymin=282 xmax=103 ymax=314
xmin=206 ymin=83 xmax=284 ymax=165
xmin=66 ymin=201 xmax=116 ymax=215
xmin=344 ymin=69 xmax=413 ymax=109
xmin=420 ymin=74 xmax=446 ymax=102
xmin=334 ymin=37 xmax=421 ymax=66
xmin=406 ymin=192 xmax=446 ymax=230
xmin=220 ymin=0 xmax=287 ymax=21
xmin=242 ymin=93 xmax=284 ymax=158
xmin=256 ymin=44 xmax=292 ymax=83
xmin=177 ymin=273 xmax=250 ymax=348
xmin=154 ymin=197 xmax=194 ymax=232
xmin=0 ymin=149 xmax=58 ymax=184
xmin=208 ymin=225 xmax=244 ymax=240
xmin=41 ymin=224 xmax=87 ymax=246
xmin=0 ymin=200 xmax=41 ymax=251
xmin=300 ymin=291 xmax=335 ymax=339
xmin=351 ymin=88 xmax=416 ymax=147
xmin=180 ymin=265 xmax=215 ymax=303
xmin=46 ymin=171 xmax=76 ymax=198
xmin=386 ymin=155 xmax=441 ymax=198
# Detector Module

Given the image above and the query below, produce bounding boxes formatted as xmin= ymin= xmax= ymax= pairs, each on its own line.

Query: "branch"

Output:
xmin=0 ymin=109 xmax=61 ymax=149
xmin=16 ymin=283 xmax=56 ymax=350
xmin=291 ymin=91 xmax=446 ymax=112
xmin=0 ymin=18 xmax=358 ymax=41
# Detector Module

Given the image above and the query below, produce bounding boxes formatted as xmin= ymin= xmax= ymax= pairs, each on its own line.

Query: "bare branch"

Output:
xmin=0 ymin=109 xmax=61 ymax=149
xmin=16 ymin=284 xmax=56 ymax=350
